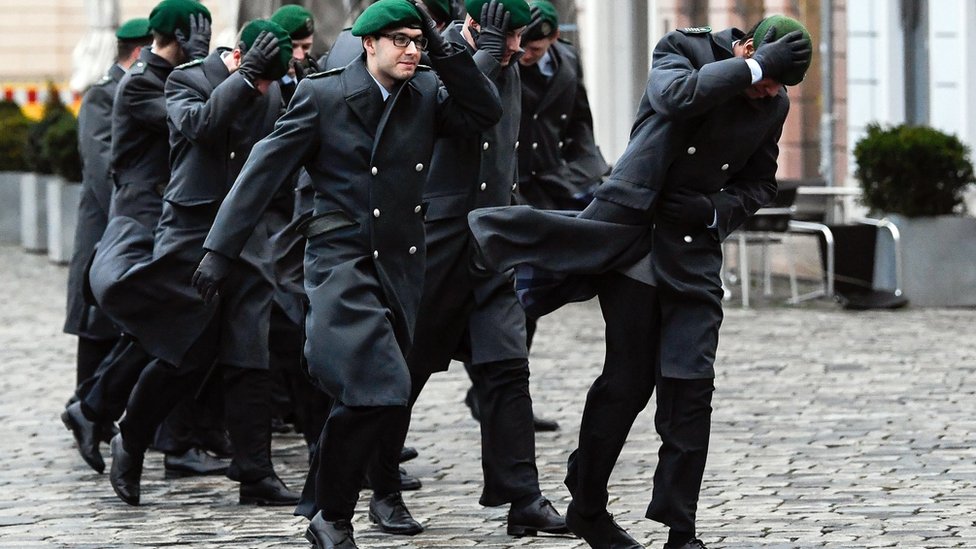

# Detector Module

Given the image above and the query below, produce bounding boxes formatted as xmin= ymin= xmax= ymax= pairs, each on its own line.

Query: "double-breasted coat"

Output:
xmin=517 ymin=39 xmax=607 ymax=210
xmin=91 ymin=50 xmax=283 ymax=370
xmin=64 ymin=63 xmax=125 ymax=340
xmin=407 ymin=24 xmax=527 ymax=375
xmin=203 ymin=49 xmax=502 ymax=406
xmin=470 ymin=27 xmax=787 ymax=379
xmin=108 ymin=48 xmax=173 ymax=229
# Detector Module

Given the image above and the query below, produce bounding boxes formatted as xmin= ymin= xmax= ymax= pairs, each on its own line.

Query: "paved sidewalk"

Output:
xmin=0 ymin=243 xmax=974 ymax=548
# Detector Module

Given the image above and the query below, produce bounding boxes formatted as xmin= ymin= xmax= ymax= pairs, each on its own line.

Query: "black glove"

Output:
xmin=174 ymin=13 xmax=212 ymax=61
xmin=292 ymin=54 xmax=320 ymax=82
xmin=474 ymin=0 xmax=510 ymax=62
xmin=192 ymin=251 xmax=233 ymax=305
xmin=751 ymin=27 xmax=811 ymax=83
xmin=238 ymin=31 xmax=281 ymax=83
xmin=658 ymin=188 xmax=714 ymax=227
xmin=411 ymin=0 xmax=451 ymax=57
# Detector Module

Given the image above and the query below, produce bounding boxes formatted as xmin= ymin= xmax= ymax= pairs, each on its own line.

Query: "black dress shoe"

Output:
xmin=368 ymin=492 xmax=423 ymax=535
xmin=305 ymin=511 xmax=358 ymax=549
xmin=565 ymin=502 xmax=643 ymax=548
xmin=507 ymin=495 xmax=570 ymax=537
xmin=240 ymin=473 xmax=300 ymax=506
xmin=399 ymin=446 xmax=418 ymax=463
xmin=109 ymin=434 xmax=143 ymax=506
xmin=164 ymin=447 xmax=229 ymax=477
xmin=664 ymin=539 xmax=707 ymax=549
xmin=466 ymin=387 xmax=560 ymax=432
xmin=61 ymin=401 xmax=105 ymax=473
xmin=197 ymin=429 xmax=234 ymax=459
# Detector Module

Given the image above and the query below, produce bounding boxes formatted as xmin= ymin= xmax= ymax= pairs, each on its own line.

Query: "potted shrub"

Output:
xmin=20 ymin=83 xmax=70 ymax=253
xmin=0 ymin=99 xmax=30 ymax=243
xmin=854 ymin=123 xmax=976 ymax=306
xmin=42 ymin=110 xmax=83 ymax=263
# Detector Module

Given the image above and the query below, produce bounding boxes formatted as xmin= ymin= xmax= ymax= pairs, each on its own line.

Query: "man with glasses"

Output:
xmin=369 ymin=0 xmax=570 ymax=539
xmin=191 ymin=1 xmax=501 ymax=546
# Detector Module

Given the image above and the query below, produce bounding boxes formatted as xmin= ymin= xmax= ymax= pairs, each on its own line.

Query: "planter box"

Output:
xmin=46 ymin=177 xmax=81 ymax=264
xmin=19 ymin=172 xmax=48 ymax=253
xmin=0 ymin=171 xmax=27 ymax=244
xmin=875 ymin=214 xmax=976 ymax=307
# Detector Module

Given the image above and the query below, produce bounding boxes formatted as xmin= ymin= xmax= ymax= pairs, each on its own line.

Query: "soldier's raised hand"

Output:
xmin=238 ymin=31 xmax=281 ymax=83
xmin=411 ymin=0 xmax=451 ymax=57
xmin=175 ymin=13 xmax=212 ymax=61
xmin=475 ymin=0 xmax=511 ymax=62
xmin=751 ymin=27 xmax=811 ymax=83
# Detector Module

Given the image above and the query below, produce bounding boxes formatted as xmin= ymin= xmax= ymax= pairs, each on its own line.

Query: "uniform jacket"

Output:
xmin=203 ymin=50 xmax=501 ymax=406
xmin=517 ymin=39 xmax=607 ymax=209
xmin=108 ymin=48 xmax=173 ymax=227
xmin=409 ymin=23 xmax=529 ymax=372
xmin=91 ymin=50 xmax=283 ymax=370
xmin=64 ymin=63 xmax=125 ymax=339
xmin=470 ymin=27 xmax=787 ymax=378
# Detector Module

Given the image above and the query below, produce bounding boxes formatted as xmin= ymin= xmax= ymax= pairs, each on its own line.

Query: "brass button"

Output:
xmin=415 ymin=163 xmax=423 ymax=172
xmin=687 ymin=147 xmax=696 ymax=155
xmin=408 ymin=246 xmax=417 ymax=254
xmin=373 ymin=209 xmax=380 ymax=218
xmin=371 ymin=166 xmax=378 ymax=175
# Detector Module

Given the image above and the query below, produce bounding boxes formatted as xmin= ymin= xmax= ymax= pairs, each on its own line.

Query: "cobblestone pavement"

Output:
xmin=1 ymin=243 xmax=974 ymax=548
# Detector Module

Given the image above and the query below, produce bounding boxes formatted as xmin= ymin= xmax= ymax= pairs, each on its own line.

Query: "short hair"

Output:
xmin=117 ymin=36 xmax=153 ymax=61
xmin=152 ymin=30 xmax=175 ymax=48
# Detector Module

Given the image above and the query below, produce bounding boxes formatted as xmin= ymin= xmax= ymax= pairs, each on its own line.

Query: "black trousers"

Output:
xmin=565 ymin=273 xmax=714 ymax=533
xmin=120 ymin=350 xmax=274 ymax=483
xmin=75 ymin=336 xmax=118 ymax=389
xmin=77 ymin=335 xmax=153 ymax=423
xmin=296 ymin=401 xmax=409 ymax=521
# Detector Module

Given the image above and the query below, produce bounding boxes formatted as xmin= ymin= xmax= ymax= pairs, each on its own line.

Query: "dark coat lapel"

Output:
xmin=341 ymin=56 xmax=385 ymax=136
xmin=535 ymin=47 xmax=572 ymax=113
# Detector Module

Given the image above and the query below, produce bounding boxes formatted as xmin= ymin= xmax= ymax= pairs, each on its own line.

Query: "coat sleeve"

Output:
xmin=203 ymin=78 xmax=321 ymax=259
xmin=77 ymin=85 xmax=114 ymax=214
xmin=429 ymin=45 xmax=503 ymax=137
xmin=647 ymin=32 xmax=753 ymax=120
xmin=707 ymin=102 xmax=787 ymax=242
xmin=125 ymin=74 xmax=169 ymax=130
xmin=166 ymin=70 xmax=259 ymax=148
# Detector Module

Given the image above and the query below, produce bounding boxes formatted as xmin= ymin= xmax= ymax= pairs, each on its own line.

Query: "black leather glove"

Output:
xmin=292 ymin=54 xmax=320 ymax=82
xmin=751 ymin=27 xmax=811 ymax=83
xmin=192 ymin=251 xmax=233 ymax=305
xmin=475 ymin=0 xmax=510 ymax=62
xmin=174 ymin=13 xmax=212 ymax=61
xmin=658 ymin=188 xmax=714 ymax=227
xmin=238 ymin=31 xmax=281 ymax=83
xmin=411 ymin=0 xmax=452 ymax=57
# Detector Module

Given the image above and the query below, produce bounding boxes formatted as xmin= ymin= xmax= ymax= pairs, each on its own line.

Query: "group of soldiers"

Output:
xmin=59 ymin=0 xmax=812 ymax=548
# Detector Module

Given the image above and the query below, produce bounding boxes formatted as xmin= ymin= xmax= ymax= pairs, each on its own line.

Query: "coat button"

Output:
xmin=483 ymin=142 xmax=489 ymax=151
xmin=414 ymin=205 xmax=421 ymax=213
xmin=480 ymin=182 xmax=487 ymax=191
xmin=683 ymin=235 xmax=693 ymax=243
xmin=408 ymin=246 xmax=417 ymax=254
xmin=687 ymin=146 xmax=696 ymax=155
xmin=515 ymin=141 xmax=519 ymax=149
xmin=371 ymin=166 xmax=378 ymax=175
xmin=373 ymin=208 xmax=380 ymax=218
xmin=531 ymin=142 xmax=538 ymax=150
xmin=229 ymin=151 xmax=236 ymax=159
xmin=721 ymin=163 xmax=729 ymax=171
xmin=373 ymin=250 xmax=379 ymax=258
xmin=558 ymin=141 xmax=564 ymax=148
xmin=512 ymin=183 xmax=517 ymax=191
xmin=560 ymin=113 xmax=568 ymax=120
xmin=532 ymin=113 xmax=538 ymax=120
xmin=415 ymin=163 xmax=423 ymax=172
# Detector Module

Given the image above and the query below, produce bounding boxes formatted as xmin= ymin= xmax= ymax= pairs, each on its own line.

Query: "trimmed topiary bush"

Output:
xmin=854 ymin=123 xmax=975 ymax=217
xmin=0 ymin=99 xmax=30 ymax=171
xmin=42 ymin=112 xmax=82 ymax=182
xmin=24 ymin=83 xmax=70 ymax=175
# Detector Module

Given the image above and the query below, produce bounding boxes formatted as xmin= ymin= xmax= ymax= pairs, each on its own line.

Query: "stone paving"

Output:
xmin=1 ymin=242 xmax=974 ymax=548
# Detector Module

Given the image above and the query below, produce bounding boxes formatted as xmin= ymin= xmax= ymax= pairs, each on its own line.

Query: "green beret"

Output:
xmin=148 ymin=0 xmax=211 ymax=38
xmin=752 ymin=14 xmax=812 ymax=86
xmin=271 ymin=5 xmax=315 ymax=40
xmin=116 ymin=18 xmax=152 ymax=40
xmin=522 ymin=0 xmax=558 ymax=41
xmin=351 ymin=0 xmax=421 ymax=37
xmin=466 ymin=0 xmax=531 ymax=30
xmin=240 ymin=20 xmax=294 ymax=80
xmin=424 ymin=0 xmax=453 ymax=24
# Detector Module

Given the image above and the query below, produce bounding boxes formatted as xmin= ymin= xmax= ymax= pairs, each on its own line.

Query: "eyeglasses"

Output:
xmin=379 ymin=32 xmax=428 ymax=51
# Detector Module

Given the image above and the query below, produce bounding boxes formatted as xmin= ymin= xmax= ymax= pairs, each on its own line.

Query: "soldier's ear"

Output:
xmin=363 ymin=35 xmax=377 ymax=55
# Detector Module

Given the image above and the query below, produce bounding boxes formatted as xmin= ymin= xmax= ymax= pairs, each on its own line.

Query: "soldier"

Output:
xmin=63 ymin=18 xmax=152 ymax=400
xmin=468 ymin=15 xmax=813 ymax=549
xmin=191 ymin=1 xmax=501 ymax=546
xmin=97 ymin=20 xmax=300 ymax=507
xmin=271 ymin=4 xmax=320 ymax=104
xmin=369 ymin=0 xmax=569 ymax=538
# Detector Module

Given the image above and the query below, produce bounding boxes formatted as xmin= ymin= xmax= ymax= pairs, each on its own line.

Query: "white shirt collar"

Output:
xmin=368 ymin=72 xmax=392 ymax=101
